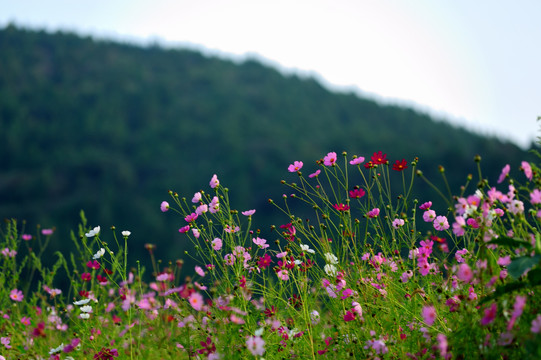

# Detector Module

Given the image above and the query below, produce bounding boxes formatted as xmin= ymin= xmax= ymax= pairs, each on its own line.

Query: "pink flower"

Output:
xmin=242 ymin=209 xmax=256 ymax=216
xmin=423 ymin=210 xmax=436 ymax=222
xmin=421 ymin=305 xmax=436 ymax=326
xmin=178 ymin=225 xmax=190 ymax=233
xmin=212 ymin=238 xmax=222 ymax=251
xmin=195 ymin=266 xmax=206 ymax=277
xmin=522 ymin=161 xmax=533 ymax=181
xmin=185 ymin=212 xmax=198 ymax=222
xmin=457 ymin=263 xmax=473 ymax=283
xmin=9 ymin=289 xmax=23 ymax=302
xmin=531 ymin=189 xmax=541 ymax=204
xmin=497 ymin=255 xmax=511 ymax=266
xmin=367 ymin=208 xmax=380 ymax=218
xmin=288 ymin=161 xmax=303 ymax=172
xmin=481 ymin=302 xmax=498 ymax=326
xmin=349 ymin=156 xmax=365 ymax=165
xmin=437 ymin=334 xmax=448 ymax=357
xmin=419 ymin=201 xmax=432 ymax=210
xmin=433 ymin=216 xmax=449 ymax=231
xmin=246 ymin=336 xmax=266 ymax=356
xmin=253 ymin=237 xmax=269 ymax=249
xmin=507 ymin=295 xmax=527 ymax=331
xmin=224 ymin=254 xmax=235 ymax=266
xmin=160 ymin=201 xmax=169 ymax=212
xmin=392 ymin=218 xmax=405 ymax=229
xmin=209 ymin=174 xmax=220 ymax=189
xmin=196 ymin=204 xmax=208 ymax=215
xmin=189 ymin=292 xmax=204 ymax=311
xmin=498 ymin=164 xmax=510 ymax=183
xmin=277 ymin=269 xmax=289 ymax=281
xmin=309 ymin=169 xmax=321 ymax=178
xmin=209 ymin=196 xmax=220 ymax=213
xmin=22 ymin=234 xmax=32 ymax=241
xmin=531 ymin=314 xmax=541 ymax=333
xmin=41 ymin=229 xmax=53 ymax=235
xmin=333 ymin=203 xmax=350 ymax=211
xmin=323 ymin=152 xmax=337 ymax=166
xmin=192 ymin=192 xmax=202 ymax=203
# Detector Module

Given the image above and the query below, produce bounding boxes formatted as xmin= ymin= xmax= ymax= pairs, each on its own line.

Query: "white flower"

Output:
xmin=254 ymin=328 xmax=264 ymax=337
xmin=122 ymin=230 xmax=131 ymax=237
xmin=300 ymin=244 xmax=315 ymax=254
xmin=324 ymin=264 xmax=337 ymax=276
xmin=49 ymin=343 xmax=64 ymax=355
xmin=80 ymin=313 xmax=90 ymax=319
xmin=85 ymin=226 xmax=101 ymax=238
xmin=80 ymin=305 xmax=92 ymax=313
xmin=324 ymin=252 xmax=338 ymax=264
xmin=73 ymin=299 xmax=91 ymax=306
xmin=93 ymin=248 xmax=105 ymax=259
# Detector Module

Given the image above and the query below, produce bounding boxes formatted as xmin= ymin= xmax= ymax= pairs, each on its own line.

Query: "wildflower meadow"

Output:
xmin=2 ymin=143 xmax=541 ymax=359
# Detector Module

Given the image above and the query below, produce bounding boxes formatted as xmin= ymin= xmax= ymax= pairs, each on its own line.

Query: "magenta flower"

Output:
xmin=309 ymin=169 xmax=321 ymax=178
xmin=160 ymin=201 xmax=169 ymax=212
xmin=498 ymin=164 xmax=510 ymax=183
xmin=421 ymin=305 xmax=436 ymax=326
xmin=349 ymin=156 xmax=365 ymax=165
xmin=323 ymin=152 xmax=337 ymax=166
xmin=184 ymin=212 xmax=198 ymax=222
xmin=22 ymin=234 xmax=32 ymax=241
xmin=457 ymin=263 xmax=473 ymax=283
xmin=288 ymin=161 xmax=303 ymax=172
xmin=209 ymin=174 xmax=220 ymax=189
xmin=522 ymin=161 xmax=533 ymax=181
xmin=433 ymin=216 xmax=449 ymax=231
xmin=9 ymin=289 xmax=23 ymax=302
xmin=333 ymin=203 xmax=350 ymax=212
xmin=349 ymin=188 xmax=366 ymax=198
xmin=419 ymin=201 xmax=432 ymax=210
xmin=86 ymin=260 xmax=101 ymax=269
xmin=367 ymin=208 xmax=380 ymax=218
xmin=481 ymin=302 xmax=498 ymax=326
xmin=178 ymin=225 xmax=190 ymax=233
xmin=257 ymin=253 xmax=272 ymax=269
xmin=81 ymin=273 xmax=92 ymax=282
xmin=343 ymin=310 xmax=356 ymax=322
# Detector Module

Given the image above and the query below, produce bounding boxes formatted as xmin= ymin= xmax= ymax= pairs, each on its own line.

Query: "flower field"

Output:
xmin=1 ymin=149 xmax=541 ymax=359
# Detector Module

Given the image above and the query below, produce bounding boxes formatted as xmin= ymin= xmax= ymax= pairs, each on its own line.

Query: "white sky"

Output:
xmin=1 ymin=0 xmax=540 ymax=148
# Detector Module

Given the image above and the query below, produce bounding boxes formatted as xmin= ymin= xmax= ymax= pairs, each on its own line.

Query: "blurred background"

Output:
xmin=0 ymin=1 xmax=539 ymax=267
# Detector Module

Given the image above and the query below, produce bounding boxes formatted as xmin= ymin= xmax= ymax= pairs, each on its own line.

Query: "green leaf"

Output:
xmin=527 ymin=268 xmax=541 ymax=286
xmin=486 ymin=236 xmax=532 ymax=250
xmin=507 ymin=255 xmax=541 ymax=279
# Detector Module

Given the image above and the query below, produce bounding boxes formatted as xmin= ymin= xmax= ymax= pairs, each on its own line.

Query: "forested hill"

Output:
xmin=0 ymin=24 xmax=534 ymax=261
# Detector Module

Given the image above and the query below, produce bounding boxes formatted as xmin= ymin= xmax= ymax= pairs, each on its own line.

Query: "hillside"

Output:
xmin=0 ymin=24 xmax=534 ymax=262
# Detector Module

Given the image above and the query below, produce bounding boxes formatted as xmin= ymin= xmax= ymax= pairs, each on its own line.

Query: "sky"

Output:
xmin=1 ymin=0 xmax=540 ymax=148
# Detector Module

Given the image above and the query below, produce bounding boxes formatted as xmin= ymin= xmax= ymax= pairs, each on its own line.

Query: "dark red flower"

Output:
xmin=31 ymin=322 xmax=46 ymax=338
xmin=197 ymin=337 xmax=216 ymax=355
xmin=264 ymin=306 xmax=276 ymax=318
xmin=364 ymin=161 xmax=375 ymax=169
xmin=94 ymin=347 xmax=119 ymax=360
xmin=257 ymin=253 xmax=272 ymax=269
xmin=392 ymin=159 xmax=408 ymax=171
xmin=371 ymin=151 xmax=387 ymax=165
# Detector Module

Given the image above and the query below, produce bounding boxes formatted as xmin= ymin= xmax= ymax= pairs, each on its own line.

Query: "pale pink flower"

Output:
xmin=196 ymin=204 xmax=208 ymax=215
xmin=507 ymin=199 xmax=524 ymax=215
xmin=498 ymin=164 xmax=510 ymax=183
xmin=41 ymin=229 xmax=53 ymax=235
xmin=522 ymin=161 xmax=533 ymax=181
xmin=209 ymin=196 xmax=219 ymax=213
xmin=277 ymin=269 xmax=289 ymax=281
xmin=423 ymin=210 xmax=436 ymax=222
xmin=242 ymin=209 xmax=256 ymax=216
xmin=188 ymin=292 xmax=204 ymax=311
xmin=437 ymin=333 xmax=448 ymax=357
xmin=349 ymin=156 xmax=365 ymax=165
xmin=224 ymin=254 xmax=235 ymax=265
xmin=192 ymin=229 xmax=200 ymax=238
xmin=531 ymin=189 xmax=541 ymax=204
xmin=160 ymin=201 xmax=169 ymax=212
xmin=433 ymin=216 xmax=450 ymax=231
xmin=288 ymin=161 xmax=303 ymax=172
xmin=531 ymin=314 xmax=541 ymax=333
xmin=192 ymin=192 xmax=202 ymax=203
xmin=212 ymin=238 xmax=222 ymax=251
xmin=507 ymin=295 xmax=527 ymax=331
xmin=392 ymin=218 xmax=405 ymax=229
xmin=210 ymin=174 xmax=220 ymax=189
xmin=252 ymin=237 xmax=269 ymax=249
xmin=323 ymin=152 xmax=337 ymax=166
xmin=195 ymin=266 xmax=205 ymax=277
xmin=246 ymin=336 xmax=265 ymax=356
xmin=497 ymin=255 xmax=511 ymax=266
xmin=421 ymin=305 xmax=436 ymax=326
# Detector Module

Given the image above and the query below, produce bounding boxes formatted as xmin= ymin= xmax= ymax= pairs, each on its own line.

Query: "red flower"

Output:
xmin=392 ymin=159 xmax=408 ymax=171
xmin=333 ymin=203 xmax=350 ymax=211
xmin=197 ymin=337 xmax=216 ymax=356
xmin=364 ymin=161 xmax=375 ymax=169
xmin=93 ymin=348 xmax=119 ymax=360
xmin=31 ymin=322 xmax=46 ymax=338
xmin=257 ymin=253 xmax=272 ymax=269
xmin=371 ymin=151 xmax=387 ymax=165
xmin=264 ymin=306 xmax=276 ymax=318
